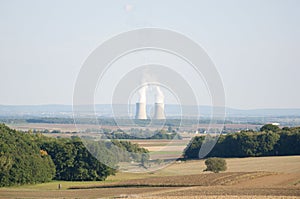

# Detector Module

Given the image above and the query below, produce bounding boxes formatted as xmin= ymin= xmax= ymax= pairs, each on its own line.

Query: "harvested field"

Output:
xmin=69 ymin=172 xmax=274 ymax=189
xmin=1 ymin=156 xmax=300 ymax=198
xmin=129 ymin=139 xmax=189 ymax=160
xmin=141 ymin=186 xmax=300 ymax=198
xmin=0 ymin=187 xmax=170 ymax=199
xmin=129 ymin=197 xmax=299 ymax=199
xmin=2 ymin=172 xmax=298 ymax=199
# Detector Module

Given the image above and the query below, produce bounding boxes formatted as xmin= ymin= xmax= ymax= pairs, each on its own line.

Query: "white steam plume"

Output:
xmin=138 ymin=85 xmax=147 ymax=103
xmin=155 ymin=86 xmax=164 ymax=104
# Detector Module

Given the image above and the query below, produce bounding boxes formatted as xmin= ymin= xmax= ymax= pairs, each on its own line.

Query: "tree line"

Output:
xmin=23 ymin=117 xmax=231 ymax=126
xmin=184 ymin=124 xmax=300 ymax=159
xmin=103 ymin=129 xmax=181 ymax=140
xmin=0 ymin=124 xmax=149 ymax=187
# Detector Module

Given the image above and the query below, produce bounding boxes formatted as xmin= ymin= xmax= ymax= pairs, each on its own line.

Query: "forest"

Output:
xmin=0 ymin=124 xmax=148 ymax=187
xmin=184 ymin=124 xmax=300 ymax=159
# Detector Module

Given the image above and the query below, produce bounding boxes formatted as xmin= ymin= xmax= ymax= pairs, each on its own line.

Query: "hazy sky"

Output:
xmin=0 ymin=0 xmax=299 ymax=109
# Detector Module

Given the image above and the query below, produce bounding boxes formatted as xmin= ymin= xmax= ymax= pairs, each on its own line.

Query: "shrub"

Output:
xmin=204 ymin=158 xmax=227 ymax=173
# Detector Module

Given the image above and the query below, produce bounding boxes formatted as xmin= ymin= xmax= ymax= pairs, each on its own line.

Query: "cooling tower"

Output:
xmin=135 ymin=102 xmax=147 ymax=119
xmin=153 ymin=103 xmax=165 ymax=120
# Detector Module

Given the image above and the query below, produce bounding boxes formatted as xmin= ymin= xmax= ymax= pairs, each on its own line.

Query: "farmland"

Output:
xmin=1 ymin=123 xmax=300 ymax=198
xmin=1 ymin=156 xmax=300 ymax=198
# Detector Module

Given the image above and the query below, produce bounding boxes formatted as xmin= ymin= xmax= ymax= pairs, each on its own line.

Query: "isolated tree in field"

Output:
xmin=204 ymin=158 xmax=227 ymax=173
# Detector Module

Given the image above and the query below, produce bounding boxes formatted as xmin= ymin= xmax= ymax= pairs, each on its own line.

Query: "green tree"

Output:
xmin=0 ymin=124 xmax=55 ymax=187
xmin=184 ymin=136 xmax=205 ymax=159
xmin=204 ymin=158 xmax=227 ymax=173
xmin=40 ymin=137 xmax=116 ymax=181
xmin=260 ymin=124 xmax=280 ymax=132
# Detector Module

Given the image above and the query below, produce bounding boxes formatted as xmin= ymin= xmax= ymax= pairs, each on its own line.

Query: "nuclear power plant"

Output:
xmin=135 ymin=102 xmax=147 ymax=120
xmin=135 ymin=86 xmax=166 ymax=120
xmin=153 ymin=103 xmax=166 ymax=120
xmin=135 ymin=102 xmax=166 ymax=120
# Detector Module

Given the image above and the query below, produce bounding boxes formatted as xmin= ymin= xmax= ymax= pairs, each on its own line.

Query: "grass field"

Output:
xmin=1 ymin=156 xmax=300 ymax=198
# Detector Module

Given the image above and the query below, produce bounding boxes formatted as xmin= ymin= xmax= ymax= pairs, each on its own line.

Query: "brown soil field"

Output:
xmin=69 ymin=172 xmax=274 ymax=188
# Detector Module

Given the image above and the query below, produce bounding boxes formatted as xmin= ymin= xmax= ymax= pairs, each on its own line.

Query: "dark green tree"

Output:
xmin=184 ymin=136 xmax=205 ymax=159
xmin=0 ymin=124 xmax=55 ymax=187
xmin=260 ymin=124 xmax=280 ymax=132
xmin=39 ymin=137 xmax=116 ymax=181
xmin=184 ymin=125 xmax=299 ymax=159
xmin=204 ymin=158 xmax=227 ymax=173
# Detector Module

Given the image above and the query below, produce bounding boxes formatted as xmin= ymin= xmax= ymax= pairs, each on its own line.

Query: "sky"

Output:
xmin=0 ymin=0 xmax=299 ymax=109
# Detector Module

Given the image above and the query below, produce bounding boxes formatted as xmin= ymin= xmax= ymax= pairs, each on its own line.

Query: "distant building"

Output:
xmin=272 ymin=123 xmax=280 ymax=126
